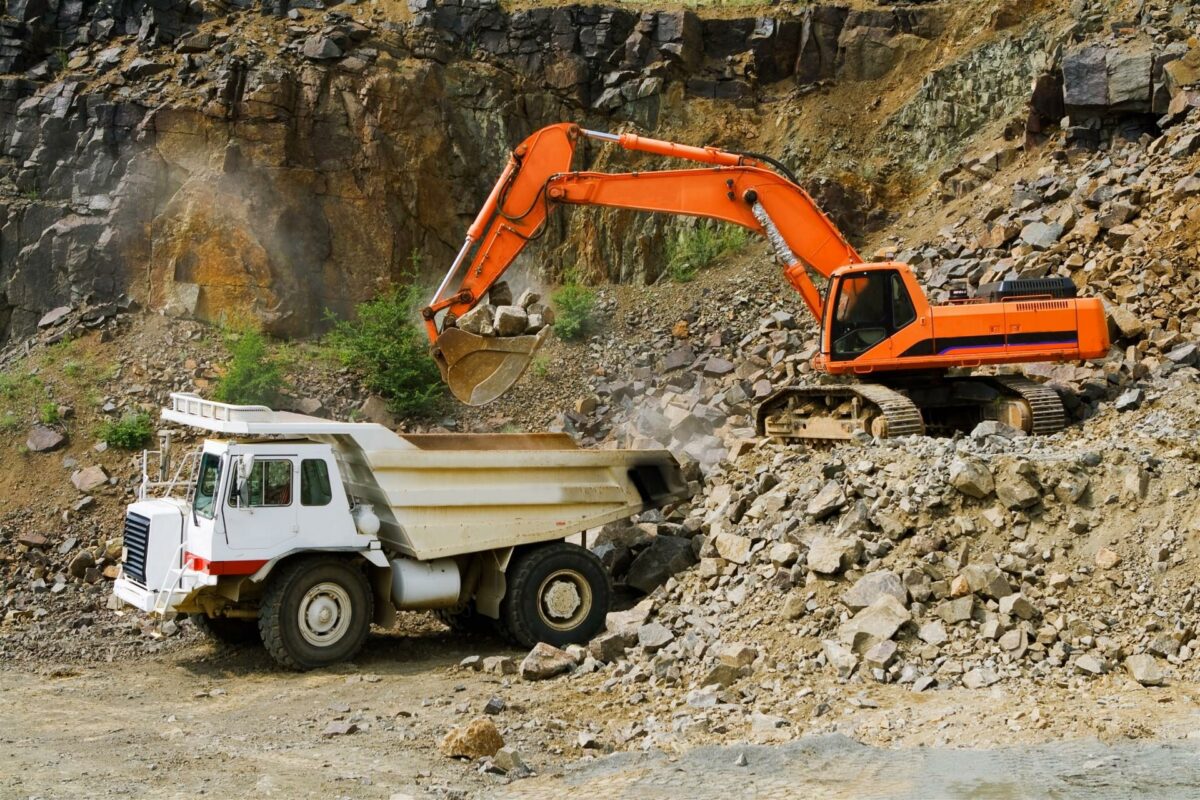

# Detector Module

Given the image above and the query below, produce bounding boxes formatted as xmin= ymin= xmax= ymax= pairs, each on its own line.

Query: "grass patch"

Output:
xmin=96 ymin=412 xmax=154 ymax=450
xmin=213 ymin=324 xmax=287 ymax=407
xmin=38 ymin=401 xmax=59 ymax=425
xmin=324 ymin=285 xmax=445 ymax=418
xmin=665 ymin=221 xmax=749 ymax=283
xmin=551 ymin=283 xmax=597 ymax=341
xmin=0 ymin=411 xmax=19 ymax=432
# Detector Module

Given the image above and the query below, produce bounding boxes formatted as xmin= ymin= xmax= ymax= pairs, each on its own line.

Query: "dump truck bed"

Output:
xmin=164 ymin=394 xmax=690 ymax=560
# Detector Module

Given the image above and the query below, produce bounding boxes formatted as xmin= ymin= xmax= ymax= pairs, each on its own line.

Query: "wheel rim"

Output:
xmin=297 ymin=582 xmax=352 ymax=647
xmin=536 ymin=568 xmax=592 ymax=632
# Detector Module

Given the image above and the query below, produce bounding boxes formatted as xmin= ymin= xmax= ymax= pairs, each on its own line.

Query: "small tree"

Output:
xmin=97 ymin=412 xmax=154 ymax=450
xmin=551 ymin=283 xmax=597 ymax=341
xmin=213 ymin=326 xmax=286 ymax=407
xmin=325 ymin=286 xmax=445 ymax=417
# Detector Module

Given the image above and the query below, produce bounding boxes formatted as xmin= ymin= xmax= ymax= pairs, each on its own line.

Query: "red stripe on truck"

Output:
xmin=185 ymin=552 xmax=269 ymax=576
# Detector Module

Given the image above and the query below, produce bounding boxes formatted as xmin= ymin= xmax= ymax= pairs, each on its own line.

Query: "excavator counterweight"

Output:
xmin=424 ymin=122 xmax=1110 ymax=438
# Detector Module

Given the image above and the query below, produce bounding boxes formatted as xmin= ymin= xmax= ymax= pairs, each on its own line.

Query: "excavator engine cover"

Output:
xmin=434 ymin=326 xmax=551 ymax=406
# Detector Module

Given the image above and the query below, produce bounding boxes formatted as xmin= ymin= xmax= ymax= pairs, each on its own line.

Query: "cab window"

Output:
xmin=831 ymin=272 xmax=889 ymax=359
xmin=229 ymin=459 xmax=293 ymax=507
xmin=301 ymin=459 xmax=333 ymax=506
xmin=891 ymin=273 xmax=916 ymax=328
xmin=194 ymin=453 xmax=221 ymax=519
xmin=829 ymin=270 xmax=916 ymax=361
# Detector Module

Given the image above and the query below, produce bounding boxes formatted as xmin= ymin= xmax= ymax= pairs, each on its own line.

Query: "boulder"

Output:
xmin=948 ymin=458 xmax=994 ymax=499
xmin=713 ymin=533 xmax=753 ymax=565
xmin=493 ymin=305 xmax=529 ymax=336
xmin=439 ymin=718 xmax=504 ymax=759
xmin=455 ymin=303 xmax=495 ymax=336
xmin=841 ymin=570 xmax=907 ymax=611
xmin=806 ymin=480 xmax=846 ymax=520
xmin=838 ymin=594 xmax=911 ymax=652
xmin=26 ymin=425 xmax=65 ymax=452
xmin=302 ymin=35 xmax=343 ymax=60
xmin=71 ymin=466 xmax=108 ymax=493
xmin=520 ymin=642 xmax=577 ymax=680
xmin=637 ymin=622 xmax=674 ymax=651
xmin=625 ymin=535 xmax=696 ymax=593
xmin=807 ymin=536 xmax=862 ymax=574
xmin=1124 ymin=654 xmax=1164 ymax=687
xmin=994 ymin=469 xmax=1040 ymax=509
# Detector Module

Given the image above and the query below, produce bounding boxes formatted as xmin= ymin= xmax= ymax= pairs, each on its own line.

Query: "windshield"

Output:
xmin=194 ymin=453 xmax=221 ymax=519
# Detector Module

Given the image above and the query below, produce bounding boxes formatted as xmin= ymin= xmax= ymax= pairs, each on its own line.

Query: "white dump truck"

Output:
xmin=114 ymin=393 xmax=689 ymax=669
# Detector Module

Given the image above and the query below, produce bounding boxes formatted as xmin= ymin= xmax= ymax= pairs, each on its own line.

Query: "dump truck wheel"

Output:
xmin=189 ymin=613 xmax=261 ymax=645
xmin=501 ymin=543 xmax=610 ymax=649
xmin=259 ymin=556 xmax=373 ymax=670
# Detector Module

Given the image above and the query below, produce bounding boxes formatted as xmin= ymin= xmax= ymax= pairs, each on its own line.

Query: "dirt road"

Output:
xmin=6 ymin=630 xmax=1200 ymax=800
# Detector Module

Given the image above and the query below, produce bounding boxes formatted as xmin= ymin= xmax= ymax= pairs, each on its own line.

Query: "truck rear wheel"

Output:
xmin=501 ymin=543 xmax=610 ymax=649
xmin=259 ymin=556 xmax=373 ymax=670
xmin=190 ymin=613 xmax=261 ymax=645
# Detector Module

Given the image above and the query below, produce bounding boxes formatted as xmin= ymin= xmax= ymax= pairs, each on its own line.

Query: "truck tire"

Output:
xmin=501 ymin=543 xmax=610 ymax=649
xmin=259 ymin=556 xmax=373 ymax=670
xmin=189 ymin=613 xmax=261 ymax=645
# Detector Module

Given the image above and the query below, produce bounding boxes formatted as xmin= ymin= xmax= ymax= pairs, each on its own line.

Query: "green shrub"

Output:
xmin=38 ymin=401 xmax=59 ymax=425
xmin=325 ymin=286 xmax=445 ymax=417
xmin=665 ymin=221 xmax=749 ymax=282
xmin=551 ymin=283 xmax=597 ymax=341
xmin=97 ymin=412 xmax=153 ymax=450
xmin=213 ymin=326 xmax=286 ymax=407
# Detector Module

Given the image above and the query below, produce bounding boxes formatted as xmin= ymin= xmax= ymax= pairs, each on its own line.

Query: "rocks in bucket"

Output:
xmin=453 ymin=282 xmax=549 ymax=337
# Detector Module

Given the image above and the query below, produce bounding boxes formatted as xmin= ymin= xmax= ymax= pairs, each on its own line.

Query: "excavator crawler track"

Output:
xmin=756 ymin=384 xmax=925 ymax=442
xmin=982 ymin=375 xmax=1067 ymax=436
xmin=756 ymin=375 xmax=1066 ymax=443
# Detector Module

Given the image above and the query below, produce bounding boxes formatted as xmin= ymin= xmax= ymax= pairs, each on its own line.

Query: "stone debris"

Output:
xmin=520 ymin=643 xmax=577 ymax=681
xmin=439 ymin=717 xmax=504 ymax=759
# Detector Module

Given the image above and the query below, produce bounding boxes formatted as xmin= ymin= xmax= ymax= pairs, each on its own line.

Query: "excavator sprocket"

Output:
xmin=980 ymin=374 xmax=1067 ymax=436
xmin=755 ymin=384 xmax=925 ymax=442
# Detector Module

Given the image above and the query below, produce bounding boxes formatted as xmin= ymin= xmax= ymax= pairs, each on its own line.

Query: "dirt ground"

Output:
xmin=5 ymin=624 xmax=1200 ymax=800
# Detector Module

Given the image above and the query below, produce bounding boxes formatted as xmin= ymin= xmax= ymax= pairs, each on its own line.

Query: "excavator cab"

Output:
xmin=824 ymin=266 xmax=918 ymax=363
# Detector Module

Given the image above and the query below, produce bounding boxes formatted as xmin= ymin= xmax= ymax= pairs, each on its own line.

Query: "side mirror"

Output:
xmin=235 ymin=454 xmax=256 ymax=505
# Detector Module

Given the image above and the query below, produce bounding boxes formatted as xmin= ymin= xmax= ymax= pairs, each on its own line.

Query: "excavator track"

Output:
xmin=756 ymin=384 xmax=926 ymax=442
xmin=756 ymin=375 xmax=1067 ymax=443
xmin=981 ymin=374 xmax=1067 ymax=436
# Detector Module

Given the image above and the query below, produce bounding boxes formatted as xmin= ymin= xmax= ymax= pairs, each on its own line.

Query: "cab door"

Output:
xmin=225 ymin=457 xmax=299 ymax=552
xmin=827 ymin=271 xmax=893 ymax=362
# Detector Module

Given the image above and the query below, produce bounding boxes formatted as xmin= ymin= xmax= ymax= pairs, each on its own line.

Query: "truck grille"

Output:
xmin=123 ymin=512 xmax=150 ymax=585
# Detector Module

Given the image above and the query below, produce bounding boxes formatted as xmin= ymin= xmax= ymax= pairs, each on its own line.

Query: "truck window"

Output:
xmin=230 ymin=459 xmax=293 ymax=507
xmin=194 ymin=453 xmax=221 ymax=519
xmin=301 ymin=459 xmax=333 ymax=506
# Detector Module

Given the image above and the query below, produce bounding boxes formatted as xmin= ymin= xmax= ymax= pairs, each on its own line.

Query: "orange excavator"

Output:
xmin=422 ymin=122 xmax=1110 ymax=441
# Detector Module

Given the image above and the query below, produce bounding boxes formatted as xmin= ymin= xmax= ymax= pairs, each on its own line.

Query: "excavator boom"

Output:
xmin=424 ymin=122 xmax=859 ymax=404
xmin=424 ymin=122 xmax=1109 ymax=440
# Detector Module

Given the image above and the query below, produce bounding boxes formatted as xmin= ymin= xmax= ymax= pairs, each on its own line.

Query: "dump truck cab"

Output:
xmin=114 ymin=393 xmax=690 ymax=669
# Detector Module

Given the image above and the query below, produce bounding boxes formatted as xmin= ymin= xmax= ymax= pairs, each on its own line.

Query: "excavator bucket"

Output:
xmin=434 ymin=326 xmax=552 ymax=406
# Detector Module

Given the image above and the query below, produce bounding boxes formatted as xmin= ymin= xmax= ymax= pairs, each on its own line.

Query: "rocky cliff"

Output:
xmin=0 ymin=0 xmax=1194 ymax=343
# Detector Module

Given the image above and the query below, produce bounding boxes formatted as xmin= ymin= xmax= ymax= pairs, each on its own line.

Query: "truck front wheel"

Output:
xmin=259 ymin=556 xmax=373 ymax=670
xmin=501 ymin=543 xmax=610 ymax=649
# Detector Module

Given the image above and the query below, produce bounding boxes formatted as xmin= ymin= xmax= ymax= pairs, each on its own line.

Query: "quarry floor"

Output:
xmin=4 ymin=628 xmax=1200 ymax=800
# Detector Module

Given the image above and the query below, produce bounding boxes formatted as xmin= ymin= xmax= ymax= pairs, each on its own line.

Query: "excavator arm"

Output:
xmin=424 ymin=122 xmax=862 ymax=405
